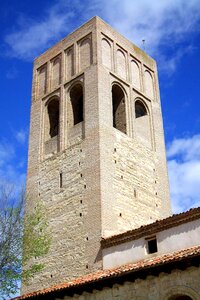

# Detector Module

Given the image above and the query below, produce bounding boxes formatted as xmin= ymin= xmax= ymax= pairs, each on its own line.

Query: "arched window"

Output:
xmin=47 ymin=98 xmax=59 ymax=138
xmin=144 ymin=70 xmax=154 ymax=98
xmin=51 ymin=56 xmax=61 ymax=88
xmin=80 ymin=38 xmax=92 ymax=71
xmin=135 ymin=99 xmax=151 ymax=148
xmin=170 ymin=296 xmax=193 ymax=300
xmin=165 ymin=286 xmax=199 ymax=300
xmin=66 ymin=47 xmax=74 ymax=79
xmin=101 ymin=38 xmax=112 ymax=69
xmin=135 ymin=100 xmax=147 ymax=118
xmin=112 ymin=84 xmax=126 ymax=134
xmin=131 ymin=60 xmax=140 ymax=89
xmin=116 ymin=49 xmax=126 ymax=79
xmin=69 ymin=84 xmax=83 ymax=126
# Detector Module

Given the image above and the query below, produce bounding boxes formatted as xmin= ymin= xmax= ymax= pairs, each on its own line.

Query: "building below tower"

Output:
xmin=15 ymin=207 xmax=200 ymax=300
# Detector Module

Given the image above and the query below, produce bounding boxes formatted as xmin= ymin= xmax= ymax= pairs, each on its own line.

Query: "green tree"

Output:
xmin=0 ymin=184 xmax=51 ymax=299
xmin=0 ymin=184 xmax=23 ymax=298
xmin=22 ymin=202 xmax=51 ymax=283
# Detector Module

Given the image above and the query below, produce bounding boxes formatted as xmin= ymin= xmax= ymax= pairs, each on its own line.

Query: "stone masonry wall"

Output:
xmin=96 ymin=18 xmax=171 ymax=237
xmin=25 ymin=18 xmax=102 ymax=294
xmin=113 ymin=131 xmax=162 ymax=231
xmin=25 ymin=143 xmax=87 ymax=293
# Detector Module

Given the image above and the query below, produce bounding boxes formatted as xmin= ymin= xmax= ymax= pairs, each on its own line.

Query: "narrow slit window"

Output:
xmin=59 ymin=172 xmax=63 ymax=188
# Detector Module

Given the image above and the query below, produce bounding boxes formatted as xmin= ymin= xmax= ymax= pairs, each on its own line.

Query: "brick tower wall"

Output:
xmin=24 ymin=17 xmax=171 ymax=294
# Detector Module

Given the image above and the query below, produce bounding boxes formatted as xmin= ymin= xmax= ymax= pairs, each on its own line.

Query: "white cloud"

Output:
xmin=167 ymin=134 xmax=200 ymax=161
xmin=4 ymin=0 xmax=91 ymax=60
xmin=4 ymin=0 xmax=200 ymax=70
xmin=156 ymin=45 xmax=195 ymax=74
xmin=15 ymin=129 xmax=27 ymax=145
xmin=101 ymin=0 xmax=200 ymax=73
xmin=167 ymin=134 xmax=200 ymax=213
xmin=6 ymin=67 xmax=19 ymax=79
xmin=5 ymin=11 xmax=71 ymax=60
xmin=0 ymin=139 xmax=26 ymax=187
xmin=0 ymin=142 xmax=15 ymax=167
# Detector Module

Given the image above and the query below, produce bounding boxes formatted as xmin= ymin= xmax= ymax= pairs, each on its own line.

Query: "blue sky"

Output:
xmin=1 ymin=0 xmax=200 ymax=213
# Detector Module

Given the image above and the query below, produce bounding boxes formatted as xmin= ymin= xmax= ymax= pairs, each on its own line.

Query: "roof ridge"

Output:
xmin=101 ymin=207 xmax=200 ymax=247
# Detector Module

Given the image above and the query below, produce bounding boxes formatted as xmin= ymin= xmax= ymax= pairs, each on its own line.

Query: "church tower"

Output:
xmin=25 ymin=16 xmax=171 ymax=293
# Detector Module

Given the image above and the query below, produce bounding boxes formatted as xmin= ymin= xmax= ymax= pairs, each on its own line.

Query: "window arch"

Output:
xmin=134 ymin=99 xmax=151 ymax=148
xmin=47 ymin=98 xmax=59 ymax=138
xmin=69 ymin=83 xmax=83 ymax=127
xmin=80 ymin=38 xmax=92 ymax=70
xmin=169 ymin=296 xmax=193 ymax=300
xmin=144 ymin=70 xmax=154 ymax=98
xmin=162 ymin=285 xmax=199 ymax=300
xmin=116 ymin=49 xmax=126 ymax=79
xmin=112 ymin=84 xmax=127 ymax=134
xmin=135 ymin=100 xmax=147 ymax=118
xmin=101 ymin=38 xmax=112 ymax=69
xmin=51 ymin=56 xmax=61 ymax=88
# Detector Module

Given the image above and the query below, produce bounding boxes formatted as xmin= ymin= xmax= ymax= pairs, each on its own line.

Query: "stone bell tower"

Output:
xmin=25 ymin=16 xmax=171 ymax=293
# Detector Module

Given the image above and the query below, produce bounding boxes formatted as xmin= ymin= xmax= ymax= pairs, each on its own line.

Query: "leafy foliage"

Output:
xmin=22 ymin=203 xmax=51 ymax=283
xmin=0 ymin=184 xmax=51 ymax=298
xmin=0 ymin=184 xmax=23 ymax=298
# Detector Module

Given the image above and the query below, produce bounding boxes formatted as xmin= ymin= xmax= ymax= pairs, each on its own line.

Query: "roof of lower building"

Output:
xmin=101 ymin=207 xmax=200 ymax=248
xmin=13 ymin=245 xmax=200 ymax=300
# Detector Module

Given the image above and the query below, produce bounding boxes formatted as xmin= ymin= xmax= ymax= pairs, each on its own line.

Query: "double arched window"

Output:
xmin=47 ymin=97 xmax=59 ymax=139
xmin=68 ymin=83 xmax=84 ymax=128
xmin=135 ymin=100 xmax=147 ymax=118
xmin=112 ymin=84 xmax=127 ymax=134
xmin=44 ymin=97 xmax=60 ymax=155
xmin=134 ymin=99 xmax=152 ymax=148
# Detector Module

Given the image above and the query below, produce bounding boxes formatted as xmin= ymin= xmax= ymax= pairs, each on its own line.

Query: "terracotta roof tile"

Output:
xmin=101 ymin=207 xmax=200 ymax=248
xmin=13 ymin=245 xmax=200 ymax=300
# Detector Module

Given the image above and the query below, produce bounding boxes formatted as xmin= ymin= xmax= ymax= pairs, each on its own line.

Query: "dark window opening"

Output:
xmin=59 ymin=172 xmax=63 ymax=188
xmin=135 ymin=100 xmax=147 ymax=118
xmin=70 ymin=84 xmax=83 ymax=125
xmin=112 ymin=84 xmax=126 ymax=134
xmin=147 ymin=237 xmax=157 ymax=254
xmin=48 ymin=99 xmax=59 ymax=138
